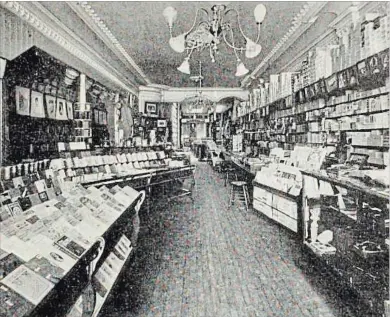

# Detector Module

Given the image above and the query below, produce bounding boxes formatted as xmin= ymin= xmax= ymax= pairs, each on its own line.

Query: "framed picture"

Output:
xmin=56 ymin=98 xmax=68 ymax=120
xmin=157 ymin=119 xmax=167 ymax=127
xmin=30 ymin=91 xmax=45 ymax=118
xmin=45 ymin=95 xmax=57 ymax=119
xmin=66 ymin=101 xmax=73 ymax=119
xmin=145 ymin=102 xmax=157 ymax=114
xmin=15 ymin=86 xmax=30 ymax=116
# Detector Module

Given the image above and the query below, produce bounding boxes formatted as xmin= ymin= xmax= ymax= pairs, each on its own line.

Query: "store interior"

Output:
xmin=0 ymin=1 xmax=389 ymax=317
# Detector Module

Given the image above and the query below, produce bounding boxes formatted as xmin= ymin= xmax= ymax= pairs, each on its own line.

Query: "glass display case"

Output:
xmin=302 ymin=170 xmax=389 ymax=316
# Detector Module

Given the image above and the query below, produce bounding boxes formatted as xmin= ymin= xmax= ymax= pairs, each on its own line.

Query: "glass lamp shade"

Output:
xmin=245 ymin=38 xmax=262 ymax=58
xmin=254 ymin=4 xmax=266 ymax=23
xmin=169 ymin=33 xmax=186 ymax=53
xmin=235 ymin=60 xmax=249 ymax=77
xmin=177 ymin=58 xmax=191 ymax=74
xmin=163 ymin=6 xmax=177 ymax=27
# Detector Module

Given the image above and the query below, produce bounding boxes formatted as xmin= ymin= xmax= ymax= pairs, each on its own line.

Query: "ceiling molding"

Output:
xmin=0 ymin=1 xmax=138 ymax=95
xmin=241 ymin=1 xmax=328 ymax=88
xmin=67 ymin=1 xmax=151 ymax=86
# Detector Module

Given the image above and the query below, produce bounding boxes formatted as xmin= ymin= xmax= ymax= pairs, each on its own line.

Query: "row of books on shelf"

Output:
xmin=0 ymin=183 xmax=141 ymax=315
xmin=242 ymin=48 xmax=389 ymax=117
xmin=325 ymin=111 xmax=389 ymax=131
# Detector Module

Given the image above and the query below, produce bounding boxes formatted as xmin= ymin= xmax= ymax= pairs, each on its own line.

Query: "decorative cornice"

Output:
xmin=0 ymin=1 xmax=138 ymax=95
xmin=68 ymin=1 xmax=151 ymax=86
xmin=241 ymin=1 xmax=328 ymax=87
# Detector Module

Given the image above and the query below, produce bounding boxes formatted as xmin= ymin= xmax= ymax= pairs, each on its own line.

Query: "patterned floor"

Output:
xmin=101 ymin=162 xmax=361 ymax=317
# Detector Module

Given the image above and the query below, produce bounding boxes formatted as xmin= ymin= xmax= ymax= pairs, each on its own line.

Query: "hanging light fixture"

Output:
xmin=163 ymin=3 xmax=267 ymax=76
xmin=185 ymin=61 xmax=213 ymax=113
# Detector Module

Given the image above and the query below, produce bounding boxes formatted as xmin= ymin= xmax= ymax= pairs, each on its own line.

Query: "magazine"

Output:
xmin=54 ymin=235 xmax=87 ymax=260
xmin=27 ymin=234 xmax=76 ymax=273
xmin=25 ymin=254 xmax=65 ymax=284
xmin=0 ymin=284 xmax=34 ymax=317
xmin=1 ymin=265 xmax=54 ymax=305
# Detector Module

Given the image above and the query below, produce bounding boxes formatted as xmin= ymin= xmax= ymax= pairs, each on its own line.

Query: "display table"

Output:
xmin=301 ymin=170 xmax=389 ymax=316
xmin=0 ymin=183 xmax=145 ymax=317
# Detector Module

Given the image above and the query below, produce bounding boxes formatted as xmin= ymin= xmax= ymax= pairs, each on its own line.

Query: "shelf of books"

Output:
xmin=234 ymin=2 xmax=389 ymax=167
xmin=74 ymin=103 xmax=92 ymax=143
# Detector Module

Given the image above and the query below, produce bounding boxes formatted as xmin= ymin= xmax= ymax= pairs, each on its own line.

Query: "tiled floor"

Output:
xmin=101 ymin=162 xmax=361 ymax=317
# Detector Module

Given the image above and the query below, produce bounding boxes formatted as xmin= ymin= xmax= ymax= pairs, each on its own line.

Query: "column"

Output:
xmin=0 ymin=58 xmax=7 ymax=166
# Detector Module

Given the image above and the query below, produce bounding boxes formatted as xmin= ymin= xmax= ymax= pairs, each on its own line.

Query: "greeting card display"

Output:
xmin=45 ymin=95 xmax=57 ymax=119
xmin=56 ymin=98 xmax=68 ymax=120
xmin=15 ymin=86 xmax=30 ymax=116
xmin=30 ymin=91 xmax=45 ymax=118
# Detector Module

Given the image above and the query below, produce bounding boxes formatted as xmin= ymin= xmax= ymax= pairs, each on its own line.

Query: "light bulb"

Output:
xmin=163 ymin=6 xmax=177 ymax=28
xmin=169 ymin=33 xmax=186 ymax=53
xmin=235 ymin=60 xmax=249 ymax=77
xmin=177 ymin=58 xmax=191 ymax=75
xmin=254 ymin=4 xmax=266 ymax=24
xmin=245 ymin=38 xmax=262 ymax=58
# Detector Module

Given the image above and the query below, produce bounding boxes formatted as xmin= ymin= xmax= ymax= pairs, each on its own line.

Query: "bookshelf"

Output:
xmin=74 ymin=103 xmax=92 ymax=143
xmin=230 ymin=3 xmax=390 ymax=166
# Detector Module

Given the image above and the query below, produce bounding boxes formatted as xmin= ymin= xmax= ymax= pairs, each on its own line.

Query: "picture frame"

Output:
xmin=30 ymin=91 xmax=45 ymax=118
xmin=66 ymin=101 xmax=74 ymax=120
xmin=157 ymin=119 xmax=167 ymax=128
xmin=56 ymin=98 xmax=68 ymax=120
xmin=45 ymin=95 xmax=57 ymax=119
xmin=15 ymin=86 xmax=30 ymax=116
xmin=145 ymin=102 xmax=157 ymax=114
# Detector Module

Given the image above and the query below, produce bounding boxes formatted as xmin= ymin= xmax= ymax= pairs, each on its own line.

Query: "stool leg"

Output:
xmin=235 ymin=173 xmax=238 ymax=181
xmin=229 ymin=186 xmax=234 ymax=206
xmin=243 ymin=186 xmax=249 ymax=212
xmin=225 ymin=172 xmax=228 ymax=187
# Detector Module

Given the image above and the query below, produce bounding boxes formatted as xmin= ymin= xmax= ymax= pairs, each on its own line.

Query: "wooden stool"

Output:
xmin=224 ymin=168 xmax=238 ymax=186
xmin=229 ymin=181 xmax=250 ymax=211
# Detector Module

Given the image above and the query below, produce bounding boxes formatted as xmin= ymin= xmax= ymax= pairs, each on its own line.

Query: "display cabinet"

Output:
xmin=253 ymin=164 xmax=302 ymax=233
xmin=302 ymin=170 xmax=389 ymax=316
xmin=74 ymin=103 xmax=92 ymax=143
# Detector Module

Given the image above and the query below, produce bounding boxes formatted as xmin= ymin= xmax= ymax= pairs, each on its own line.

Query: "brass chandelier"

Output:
xmin=163 ymin=3 xmax=267 ymax=77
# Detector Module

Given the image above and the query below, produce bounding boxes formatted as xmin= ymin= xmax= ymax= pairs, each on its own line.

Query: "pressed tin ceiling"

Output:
xmin=86 ymin=1 xmax=307 ymax=88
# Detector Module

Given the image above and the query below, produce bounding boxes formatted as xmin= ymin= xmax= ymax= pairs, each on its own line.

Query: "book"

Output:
xmin=1 ymin=265 xmax=54 ymax=305
xmin=0 ymin=284 xmax=35 ymax=317
xmin=25 ymin=254 xmax=65 ymax=284
xmin=0 ymin=251 xmax=25 ymax=280
xmin=54 ymin=235 xmax=87 ymax=260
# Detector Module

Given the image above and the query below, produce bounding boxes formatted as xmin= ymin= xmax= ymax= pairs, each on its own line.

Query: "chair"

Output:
xmin=229 ymin=181 xmax=250 ymax=211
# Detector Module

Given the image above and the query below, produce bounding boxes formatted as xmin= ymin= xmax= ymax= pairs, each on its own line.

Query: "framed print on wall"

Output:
xmin=56 ymin=98 xmax=68 ymax=120
xmin=30 ymin=91 xmax=45 ymax=118
xmin=66 ymin=101 xmax=74 ymax=119
xmin=45 ymin=95 xmax=57 ymax=119
xmin=15 ymin=86 xmax=30 ymax=116
xmin=145 ymin=102 xmax=157 ymax=114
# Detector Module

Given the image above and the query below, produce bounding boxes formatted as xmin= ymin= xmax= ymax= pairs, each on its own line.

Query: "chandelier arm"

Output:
xmin=185 ymin=8 xmax=208 ymax=36
xmin=255 ymin=23 xmax=261 ymax=43
xmin=224 ymin=8 xmax=249 ymax=40
xmin=229 ymin=28 xmax=241 ymax=61
xmin=222 ymin=30 xmax=245 ymax=51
